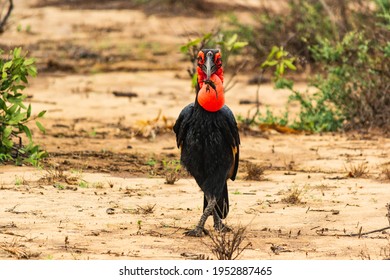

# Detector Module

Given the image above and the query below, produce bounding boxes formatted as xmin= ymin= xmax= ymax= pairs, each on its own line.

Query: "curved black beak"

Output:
xmin=202 ymin=51 xmax=216 ymax=81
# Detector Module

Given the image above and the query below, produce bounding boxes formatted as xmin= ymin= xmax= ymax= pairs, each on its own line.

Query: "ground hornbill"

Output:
xmin=173 ymin=49 xmax=240 ymax=237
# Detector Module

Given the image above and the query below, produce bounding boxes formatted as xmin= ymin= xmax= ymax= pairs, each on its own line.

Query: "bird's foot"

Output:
xmin=214 ymin=222 xmax=231 ymax=233
xmin=184 ymin=226 xmax=209 ymax=237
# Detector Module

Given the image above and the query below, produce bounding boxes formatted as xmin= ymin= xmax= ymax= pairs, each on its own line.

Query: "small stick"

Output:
xmin=317 ymin=226 xmax=390 ymax=237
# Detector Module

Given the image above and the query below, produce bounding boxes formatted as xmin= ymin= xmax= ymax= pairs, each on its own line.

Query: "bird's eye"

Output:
xmin=214 ymin=53 xmax=222 ymax=66
xmin=197 ymin=51 xmax=205 ymax=65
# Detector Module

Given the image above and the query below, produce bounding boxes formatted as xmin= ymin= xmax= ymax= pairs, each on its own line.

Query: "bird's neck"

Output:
xmin=197 ymin=67 xmax=224 ymax=89
xmin=196 ymin=67 xmax=224 ymax=112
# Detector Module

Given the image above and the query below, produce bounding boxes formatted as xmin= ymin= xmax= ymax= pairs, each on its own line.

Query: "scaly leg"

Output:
xmin=185 ymin=197 xmax=217 ymax=237
xmin=212 ymin=210 xmax=231 ymax=232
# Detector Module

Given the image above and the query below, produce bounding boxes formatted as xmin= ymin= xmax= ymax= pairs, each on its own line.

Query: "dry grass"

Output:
xmin=346 ymin=162 xmax=369 ymax=178
xmin=134 ymin=110 xmax=173 ymax=139
xmin=382 ymin=167 xmax=390 ymax=181
xmin=207 ymin=225 xmax=252 ymax=260
xmin=380 ymin=239 xmax=390 ymax=260
xmin=244 ymin=162 xmax=265 ymax=181
xmin=163 ymin=159 xmax=182 ymax=185
xmin=281 ymin=186 xmax=305 ymax=204
xmin=39 ymin=165 xmax=80 ymax=185
xmin=0 ymin=239 xmax=40 ymax=259
xmin=136 ymin=204 xmax=156 ymax=215
xmin=181 ymin=252 xmax=212 ymax=260
xmin=165 ymin=172 xmax=180 ymax=185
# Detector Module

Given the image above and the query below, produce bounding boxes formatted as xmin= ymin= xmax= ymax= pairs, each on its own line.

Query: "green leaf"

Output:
xmin=8 ymin=104 xmax=18 ymax=114
xmin=27 ymin=104 xmax=31 ymax=118
xmin=21 ymin=74 xmax=28 ymax=83
xmin=267 ymin=46 xmax=279 ymax=61
xmin=36 ymin=121 xmax=46 ymax=134
xmin=232 ymin=41 xmax=248 ymax=50
xmin=277 ymin=63 xmax=285 ymax=75
xmin=261 ymin=60 xmax=278 ymax=68
xmin=191 ymin=73 xmax=198 ymax=88
xmin=0 ymin=98 xmax=6 ymax=110
xmin=23 ymin=58 xmax=35 ymax=66
xmin=2 ymin=60 xmax=12 ymax=71
xmin=13 ymin=47 xmax=22 ymax=58
xmin=8 ymin=112 xmax=26 ymax=125
xmin=37 ymin=110 xmax=46 ymax=118
xmin=2 ymin=138 xmax=13 ymax=148
xmin=275 ymin=78 xmax=294 ymax=89
xmin=3 ymin=126 xmax=13 ymax=139
xmin=227 ymin=34 xmax=238 ymax=46
xmin=284 ymin=60 xmax=297 ymax=71
xmin=22 ymin=125 xmax=32 ymax=141
xmin=275 ymin=49 xmax=283 ymax=59
xmin=180 ymin=45 xmax=189 ymax=54
xmin=27 ymin=66 xmax=37 ymax=77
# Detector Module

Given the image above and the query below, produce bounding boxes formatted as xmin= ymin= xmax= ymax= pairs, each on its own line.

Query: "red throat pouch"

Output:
xmin=197 ymin=74 xmax=224 ymax=112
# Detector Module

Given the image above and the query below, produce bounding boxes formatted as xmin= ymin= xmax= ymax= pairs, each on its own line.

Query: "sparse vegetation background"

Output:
xmin=0 ymin=0 xmax=389 ymax=261
xmin=222 ymin=0 xmax=390 ymax=133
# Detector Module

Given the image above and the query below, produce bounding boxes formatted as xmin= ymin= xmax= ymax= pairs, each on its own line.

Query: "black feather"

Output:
xmin=173 ymin=102 xmax=240 ymax=220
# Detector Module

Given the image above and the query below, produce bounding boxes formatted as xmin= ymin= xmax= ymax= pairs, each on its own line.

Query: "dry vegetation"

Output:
xmin=280 ymin=186 xmax=305 ymax=205
xmin=346 ymin=162 xmax=370 ymax=178
xmin=206 ymin=225 xmax=252 ymax=260
xmin=244 ymin=162 xmax=266 ymax=181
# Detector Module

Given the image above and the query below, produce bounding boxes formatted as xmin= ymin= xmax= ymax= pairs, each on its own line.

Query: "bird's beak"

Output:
xmin=203 ymin=52 xmax=216 ymax=81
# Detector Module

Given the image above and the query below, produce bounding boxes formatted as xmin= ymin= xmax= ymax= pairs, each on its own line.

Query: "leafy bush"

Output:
xmin=0 ymin=47 xmax=46 ymax=165
xmin=309 ymin=31 xmax=390 ymax=130
xmin=257 ymin=28 xmax=389 ymax=133
xmin=225 ymin=0 xmax=339 ymax=67
xmin=235 ymin=0 xmax=390 ymax=132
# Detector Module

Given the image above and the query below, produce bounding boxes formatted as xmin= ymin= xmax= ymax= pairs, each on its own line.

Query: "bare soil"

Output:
xmin=0 ymin=0 xmax=389 ymax=260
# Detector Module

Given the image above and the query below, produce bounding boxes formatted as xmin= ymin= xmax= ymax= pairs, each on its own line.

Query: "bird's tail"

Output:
xmin=203 ymin=182 xmax=229 ymax=219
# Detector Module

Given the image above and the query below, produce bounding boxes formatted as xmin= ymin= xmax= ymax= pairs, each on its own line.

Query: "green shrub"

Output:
xmin=0 ymin=47 xmax=46 ymax=165
xmin=224 ymin=0 xmax=337 ymax=66
xmin=236 ymin=0 xmax=390 ymax=132
xmin=309 ymin=31 xmax=390 ymax=130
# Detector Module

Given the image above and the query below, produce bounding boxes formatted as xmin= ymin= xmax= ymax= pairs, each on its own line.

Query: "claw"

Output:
xmin=214 ymin=222 xmax=231 ymax=233
xmin=184 ymin=226 xmax=209 ymax=237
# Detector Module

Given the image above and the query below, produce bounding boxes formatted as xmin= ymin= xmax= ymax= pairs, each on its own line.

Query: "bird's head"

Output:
xmin=196 ymin=49 xmax=224 ymax=88
xmin=196 ymin=49 xmax=224 ymax=112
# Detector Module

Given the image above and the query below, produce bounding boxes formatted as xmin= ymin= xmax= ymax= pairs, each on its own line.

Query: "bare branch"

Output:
xmin=0 ymin=0 xmax=13 ymax=34
xmin=224 ymin=59 xmax=247 ymax=93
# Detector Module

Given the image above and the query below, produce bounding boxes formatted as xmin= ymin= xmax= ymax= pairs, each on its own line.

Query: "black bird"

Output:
xmin=173 ymin=49 xmax=240 ymax=237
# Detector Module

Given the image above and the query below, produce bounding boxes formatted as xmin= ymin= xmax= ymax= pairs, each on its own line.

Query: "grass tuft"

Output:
xmin=346 ymin=162 xmax=369 ymax=178
xmin=244 ymin=162 xmax=265 ymax=181
xmin=207 ymin=225 xmax=251 ymax=260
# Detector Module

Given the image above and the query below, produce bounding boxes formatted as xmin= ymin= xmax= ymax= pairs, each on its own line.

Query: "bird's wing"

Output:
xmin=221 ymin=106 xmax=240 ymax=181
xmin=173 ymin=103 xmax=194 ymax=149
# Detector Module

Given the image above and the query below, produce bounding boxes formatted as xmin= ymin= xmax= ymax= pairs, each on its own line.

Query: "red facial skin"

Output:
xmin=196 ymin=51 xmax=224 ymax=112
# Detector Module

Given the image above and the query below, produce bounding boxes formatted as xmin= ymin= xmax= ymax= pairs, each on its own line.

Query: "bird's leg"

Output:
xmin=213 ymin=210 xmax=231 ymax=232
xmin=185 ymin=197 xmax=217 ymax=237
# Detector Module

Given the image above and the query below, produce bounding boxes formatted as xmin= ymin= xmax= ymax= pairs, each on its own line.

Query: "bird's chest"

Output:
xmin=184 ymin=118 xmax=224 ymax=151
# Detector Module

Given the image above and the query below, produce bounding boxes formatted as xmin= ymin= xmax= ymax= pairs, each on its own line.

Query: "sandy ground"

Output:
xmin=0 ymin=0 xmax=390 ymax=260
